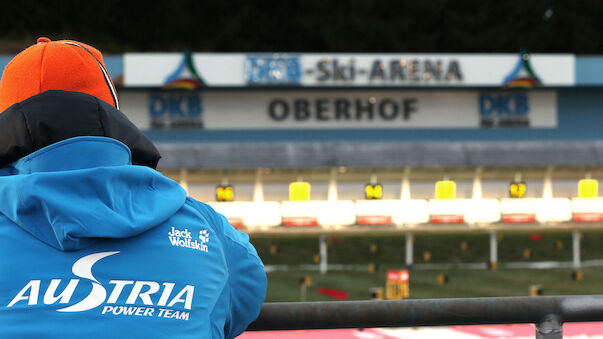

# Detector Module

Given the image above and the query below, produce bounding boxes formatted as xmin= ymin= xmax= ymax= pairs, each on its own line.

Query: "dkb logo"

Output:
xmin=479 ymin=93 xmax=530 ymax=127
xmin=148 ymin=93 xmax=203 ymax=129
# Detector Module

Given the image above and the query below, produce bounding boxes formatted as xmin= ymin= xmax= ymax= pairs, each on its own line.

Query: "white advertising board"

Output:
xmin=118 ymin=90 xmax=557 ymax=130
xmin=124 ymin=53 xmax=574 ymax=88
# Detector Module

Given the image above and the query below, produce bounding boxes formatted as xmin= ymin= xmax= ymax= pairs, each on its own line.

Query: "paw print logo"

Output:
xmin=199 ymin=229 xmax=210 ymax=243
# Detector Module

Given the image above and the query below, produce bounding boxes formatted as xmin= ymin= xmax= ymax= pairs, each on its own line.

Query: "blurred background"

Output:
xmin=5 ymin=1 xmax=603 ymax=337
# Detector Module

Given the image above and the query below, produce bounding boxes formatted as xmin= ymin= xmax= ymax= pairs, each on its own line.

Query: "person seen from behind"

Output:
xmin=0 ymin=37 xmax=266 ymax=338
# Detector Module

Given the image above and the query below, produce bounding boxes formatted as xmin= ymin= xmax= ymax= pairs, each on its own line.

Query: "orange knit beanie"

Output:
xmin=0 ymin=37 xmax=118 ymax=113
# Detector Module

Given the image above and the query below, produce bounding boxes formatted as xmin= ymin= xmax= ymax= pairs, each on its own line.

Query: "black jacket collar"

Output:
xmin=0 ymin=90 xmax=160 ymax=169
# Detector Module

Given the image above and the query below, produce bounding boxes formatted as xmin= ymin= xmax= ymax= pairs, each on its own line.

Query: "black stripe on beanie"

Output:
xmin=61 ymin=41 xmax=120 ymax=110
xmin=0 ymin=90 xmax=160 ymax=169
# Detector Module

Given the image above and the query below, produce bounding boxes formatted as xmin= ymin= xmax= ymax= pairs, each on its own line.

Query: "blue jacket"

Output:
xmin=0 ymin=136 xmax=266 ymax=338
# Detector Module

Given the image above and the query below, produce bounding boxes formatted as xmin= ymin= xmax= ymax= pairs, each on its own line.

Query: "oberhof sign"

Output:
xmin=118 ymin=90 xmax=557 ymax=130
xmin=124 ymin=53 xmax=575 ymax=88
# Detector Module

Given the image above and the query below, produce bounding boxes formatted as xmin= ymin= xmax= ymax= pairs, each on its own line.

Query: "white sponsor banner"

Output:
xmin=125 ymin=53 xmax=247 ymax=87
xmin=118 ymin=90 xmax=557 ymax=130
xmin=123 ymin=53 xmax=574 ymax=88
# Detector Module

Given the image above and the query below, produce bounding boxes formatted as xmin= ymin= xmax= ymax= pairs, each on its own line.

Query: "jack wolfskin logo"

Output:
xmin=168 ymin=226 xmax=209 ymax=252
xmin=199 ymin=229 xmax=210 ymax=243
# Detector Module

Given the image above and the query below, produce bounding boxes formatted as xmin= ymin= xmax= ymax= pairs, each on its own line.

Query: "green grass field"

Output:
xmin=265 ymin=268 xmax=603 ymax=302
xmin=249 ymin=231 xmax=603 ymax=302
xmin=250 ymin=231 xmax=603 ymax=266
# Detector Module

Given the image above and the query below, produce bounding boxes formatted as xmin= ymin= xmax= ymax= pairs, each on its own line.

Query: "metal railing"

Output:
xmin=248 ymin=296 xmax=603 ymax=338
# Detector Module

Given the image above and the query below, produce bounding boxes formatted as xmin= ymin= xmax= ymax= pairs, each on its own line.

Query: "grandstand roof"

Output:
xmin=156 ymin=141 xmax=603 ymax=169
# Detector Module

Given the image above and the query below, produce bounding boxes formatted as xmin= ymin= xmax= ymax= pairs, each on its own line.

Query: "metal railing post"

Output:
xmin=536 ymin=314 xmax=563 ymax=339
xmin=405 ymin=232 xmax=413 ymax=268
xmin=489 ymin=231 xmax=498 ymax=269
xmin=179 ymin=169 xmax=188 ymax=193
xmin=319 ymin=234 xmax=328 ymax=274
xmin=572 ymin=230 xmax=581 ymax=270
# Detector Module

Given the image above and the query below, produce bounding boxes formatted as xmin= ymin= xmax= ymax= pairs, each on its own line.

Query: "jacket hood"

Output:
xmin=0 ymin=90 xmax=161 ymax=169
xmin=0 ymin=136 xmax=187 ymax=251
